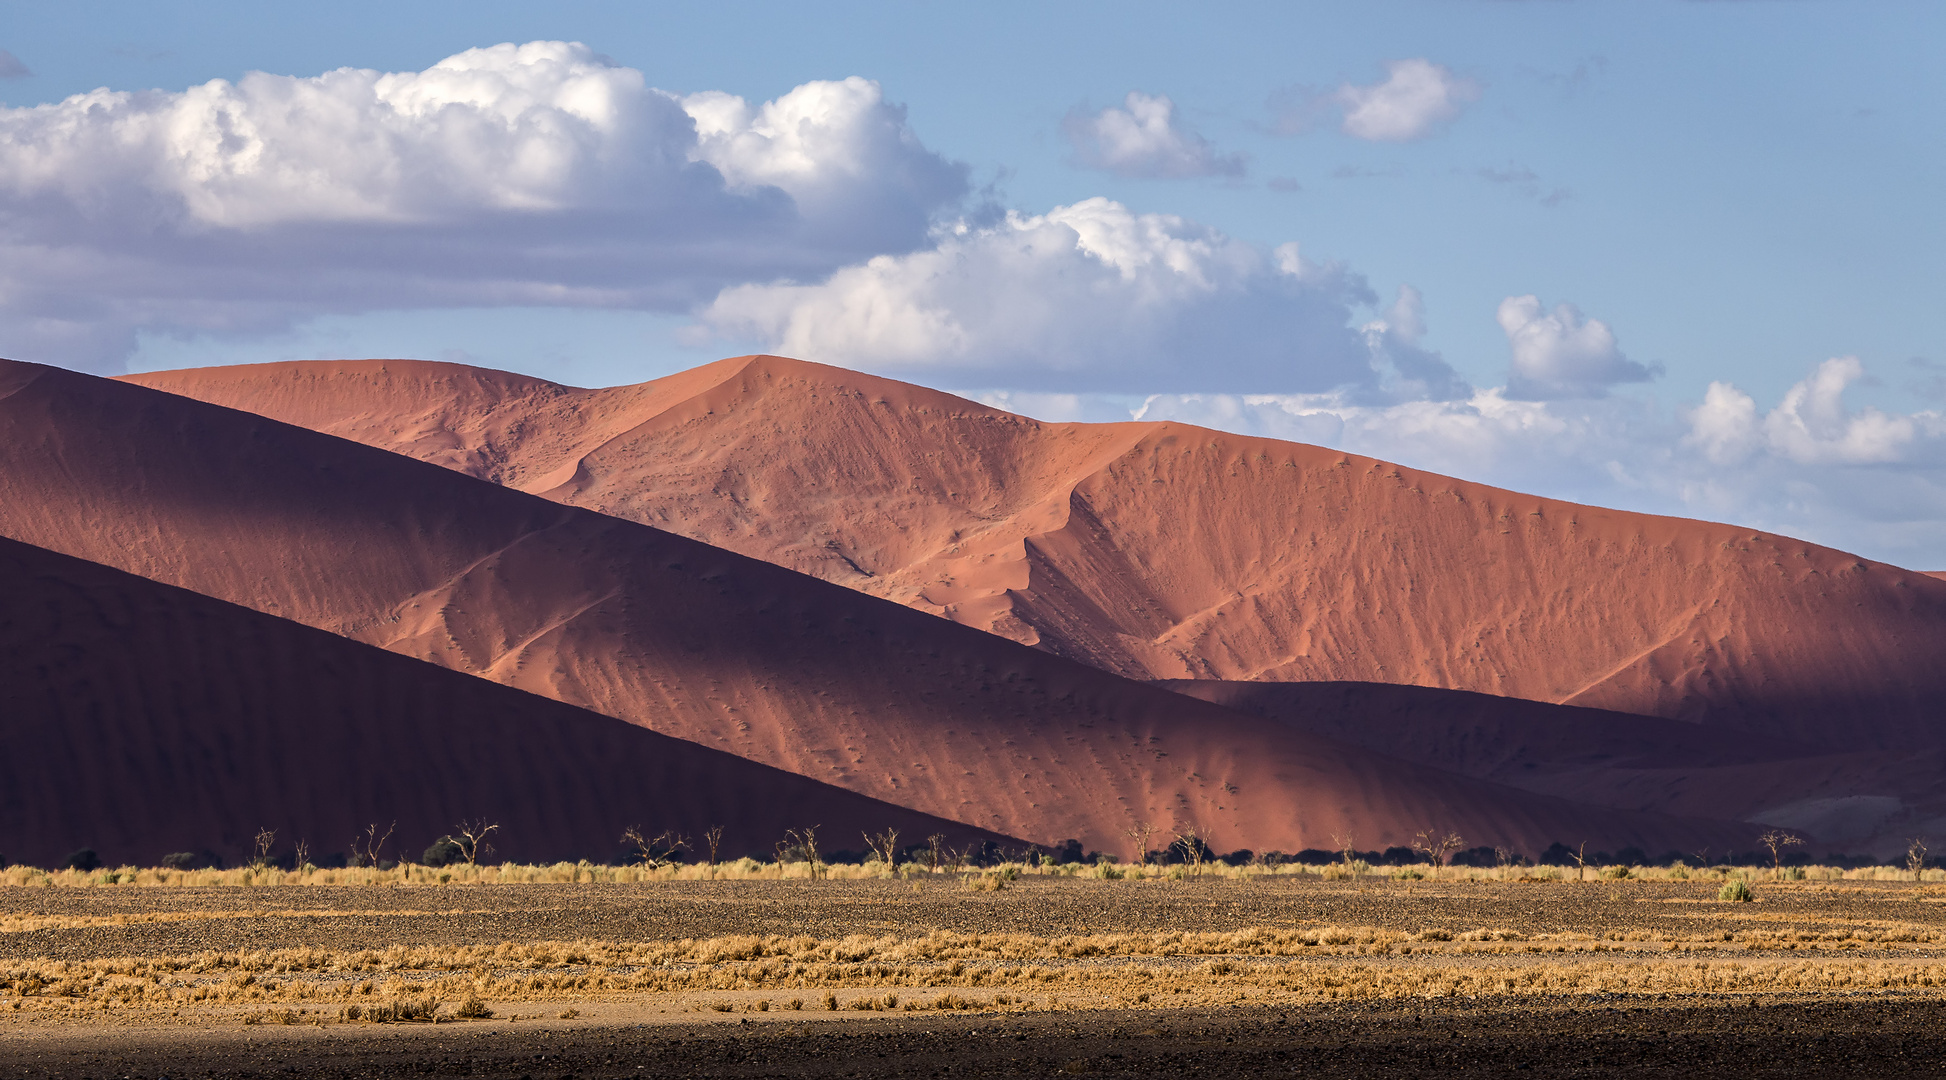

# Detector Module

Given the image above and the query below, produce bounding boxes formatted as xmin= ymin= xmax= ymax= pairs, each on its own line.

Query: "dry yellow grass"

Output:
xmin=7 ymin=923 xmax=1946 ymax=1022
xmin=0 ymin=908 xmax=484 ymax=935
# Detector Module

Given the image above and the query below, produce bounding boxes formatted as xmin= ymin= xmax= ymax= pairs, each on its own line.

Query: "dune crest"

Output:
xmin=3 ymin=360 xmax=1755 ymax=856
xmin=127 ymin=355 xmax=1946 ymax=750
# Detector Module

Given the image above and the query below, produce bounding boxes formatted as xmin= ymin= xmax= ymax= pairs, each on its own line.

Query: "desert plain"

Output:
xmin=5 ymin=866 xmax=1946 ymax=1078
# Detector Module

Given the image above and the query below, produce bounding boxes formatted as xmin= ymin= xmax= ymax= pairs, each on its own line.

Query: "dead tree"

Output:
xmin=250 ymin=828 xmax=277 ymax=870
xmin=1173 ymin=825 xmax=1210 ymax=878
xmin=864 ymin=828 xmax=901 ymax=868
xmin=1331 ymin=833 xmax=1358 ymax=869
xmin=1123 ymin=819 xmax=1160 ymax=867
xmin=777 ymin=826 xmax=824 ymax=880
xmin=1412 ymin=829 xmax=1466 ymax=875
xmin=453 ymin=820 xmax=501 ymax=866
xmin=621 ymin=826 xmax=687 ymax=868
xmin=351 ymin=822 xmax=395 ymax=869
xmin=1758 ymin=829 xmax=1804 ymax=871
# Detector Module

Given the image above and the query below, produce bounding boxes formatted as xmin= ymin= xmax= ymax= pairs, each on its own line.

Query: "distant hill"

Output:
xmin=127 ymin=355 xmax=1946 ymax=752
xmin=0 ymin=359 xmax=1755 ymax=857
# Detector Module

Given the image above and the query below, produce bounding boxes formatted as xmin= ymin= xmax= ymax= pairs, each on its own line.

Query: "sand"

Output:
xmin=126 ymin=355 xmax=1946 ymax=753
xmin=0 ymin=359 xmax=1757 ymax=858
xmin=0 ymin=535 xmax=1008 ymax=869
xmin=1165 ymin=681 xmax=1946 ymax=858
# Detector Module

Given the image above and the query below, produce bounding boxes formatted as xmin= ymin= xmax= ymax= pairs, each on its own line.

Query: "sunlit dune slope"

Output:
xmin=1164 ymin=681 xmax=1946 ymax=859
xmin=0 ymin=535 xmax=1008 ymax=869
xmin=125 ymin=356 xmax=1946 ymax=751
xmin=0 ymin=359 xmax=1755 ymax=856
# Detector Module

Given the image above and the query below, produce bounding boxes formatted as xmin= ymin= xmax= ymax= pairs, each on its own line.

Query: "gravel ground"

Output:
xmin=4 ymin=875 xmax=1942 ymax=961
xmin=8 ymin=998 xmax=1946 ymax=1078
xmin=5 ymin=876 xmax=1944 ymax=1077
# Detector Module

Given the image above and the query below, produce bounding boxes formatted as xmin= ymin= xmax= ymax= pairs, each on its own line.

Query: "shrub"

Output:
xmin=1719 ymin=879 xmax=1754 ymax=903
xmin=454 ymin=997 xmax=493 ymax=1019
xmin=422 ymin=838 xmax=465 ymax=867
xmin=1450 ymin=846 xmax=1501 ymax=869
xmin=62 ymin=849 xmax=100 ymax=872
xmin=348 ymin=996 xmax=443 ymax=1022
xmin=160 ymin=852 xmax=198 ymax=870
xmin=1600 ymin=865 xmax=1633 ymax=880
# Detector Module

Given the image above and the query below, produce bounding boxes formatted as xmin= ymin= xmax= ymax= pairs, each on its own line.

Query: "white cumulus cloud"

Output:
xmin=1335 ymin=59 xmax=1480 ymax=142
xmin=697 ymin=197 xmax=1378 ymax=393
xmin=1691 ymin=357 xmax=1920 ymax=467
xmin=0 ymin=42 xmax=967 ymax=372
xmin=1686 ymin=380 xmax=1762 ymax=465
xmin=683 ymin=76 xmax=966 ymax=253
xmin=1062 ymin=92 xmax=1244 ymax=179
xmin=1497 ymin=294 xmax=1658 ymax=400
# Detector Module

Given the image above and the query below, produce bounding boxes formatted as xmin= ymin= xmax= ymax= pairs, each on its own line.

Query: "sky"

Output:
xmin=3 ymin=1 xmax=1944 ymax=565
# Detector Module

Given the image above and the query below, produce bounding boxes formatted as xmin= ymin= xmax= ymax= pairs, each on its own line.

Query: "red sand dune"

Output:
xmin=0 ymin=534 xmax=1009 ymax=869
xmin=125 ymin=356 xmax=1946 ymax=752
xmin=1165 ymin=681 xmax=1946 ymax=858
xmin=0 ymin=359 xmax=1755 ymax=857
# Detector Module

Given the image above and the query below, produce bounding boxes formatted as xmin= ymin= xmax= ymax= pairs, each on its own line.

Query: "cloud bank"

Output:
xmin=0 ymin=42 xmax=966 ymax=371
xmin=700 ymin=197 xmax=1376 ymax=393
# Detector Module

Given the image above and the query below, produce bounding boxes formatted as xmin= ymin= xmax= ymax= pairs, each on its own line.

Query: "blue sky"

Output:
xmin=3 ymin=2 xmax=1944 ymax=564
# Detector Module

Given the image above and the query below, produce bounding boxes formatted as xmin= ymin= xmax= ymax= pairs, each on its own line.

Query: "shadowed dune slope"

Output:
xmin=1163 ymin=681 xmax=1946 ymax=859
xmin=1161 ymin=680 xmax=1817 ymax=782
xmin=0 ymin=535 xmax=1010 ymax=869
xmin=0 ymin=359 xmax=1756 ymax=856
xmin=125 ymin=356 xmax=1946 ymax=751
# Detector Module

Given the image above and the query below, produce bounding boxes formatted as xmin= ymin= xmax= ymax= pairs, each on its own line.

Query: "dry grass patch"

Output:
xmin=6 ymin=924 xmax=1946 ymax=1019
xmin=0 ymin=908 xmax=484 ymax=934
